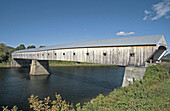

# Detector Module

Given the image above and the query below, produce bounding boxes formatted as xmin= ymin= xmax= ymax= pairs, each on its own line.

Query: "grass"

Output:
xmin=81 ymin=75 xmax=170 ymax=111
xmin=49 ymin=60 xmax=116 ymax=67
xmin=0 ymin=62 xmax=11 ymax=67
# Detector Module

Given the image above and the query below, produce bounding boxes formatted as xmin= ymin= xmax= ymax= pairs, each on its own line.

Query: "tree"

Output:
xmin=161 ymin=53 xmax=170 ymax=60
xmin=0 ymin=43 xmax=9 ymax=63
xmin=0 ymin=52 xmax=8 ymax=63
xmin=15 ymin=44 xmax=26 ymax=51
xmin=39 ymin=46 xmax=45 ymax=48
xmin=0 ymin=43 xmax=7 ymax=52
xmin=27 ymin=45 xmax=36 ymax=49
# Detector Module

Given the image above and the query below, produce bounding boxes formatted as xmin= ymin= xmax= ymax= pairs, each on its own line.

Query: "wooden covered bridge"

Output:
xmin=11 ymin=34 xmax=168 ymax=75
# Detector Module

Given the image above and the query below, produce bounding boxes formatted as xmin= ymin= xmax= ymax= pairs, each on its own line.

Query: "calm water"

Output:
xmin=0 ymin=66 xmax=125 ymax=110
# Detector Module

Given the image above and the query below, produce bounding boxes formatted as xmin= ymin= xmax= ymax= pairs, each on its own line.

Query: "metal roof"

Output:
xmin=14 ymin=34 xmax=168 ymax=53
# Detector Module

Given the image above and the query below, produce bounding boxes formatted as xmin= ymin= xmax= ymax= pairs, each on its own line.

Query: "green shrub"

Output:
xmin=143 ymin=65 xmax=169 ymax=81
xmin=28 ymin=93 xmax=74 ymax=111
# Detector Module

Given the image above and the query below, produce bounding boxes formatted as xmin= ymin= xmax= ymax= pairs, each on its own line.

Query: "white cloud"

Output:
xmin=144 ymin=10 xmax=151 ymax=14
xmin=166 ymin=15 xmax=170 ymax=18
xmin=143 ymin=0 xmax=170 ymax=20
xmin=152 ymin=0 xmax=170 ymax=20
xmin=143 ymin=10 xmax=151 ymax=20
xmin=143 ymin=16 xmax=148 ymax=20
xmin=116 ymin=31 xmax=135 ymax=36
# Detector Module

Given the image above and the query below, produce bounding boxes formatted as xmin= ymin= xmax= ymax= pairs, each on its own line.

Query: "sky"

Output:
xmin=0 ymin=0 xmax=170 ymax=53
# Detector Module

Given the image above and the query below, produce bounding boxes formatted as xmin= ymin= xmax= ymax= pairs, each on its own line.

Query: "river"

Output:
xmin=0 ymin=66 xmax=125 ymax=110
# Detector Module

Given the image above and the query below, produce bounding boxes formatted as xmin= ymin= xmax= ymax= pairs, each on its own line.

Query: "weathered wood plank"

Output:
xmin=13 ymin=46 xmax=158 ymax=66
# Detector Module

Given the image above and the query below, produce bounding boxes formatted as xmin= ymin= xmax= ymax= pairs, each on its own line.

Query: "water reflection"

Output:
xmin=29 ymin=75 xmax=50 ymax=80
xmin=0 ymin=66 xmax=125 ymax=110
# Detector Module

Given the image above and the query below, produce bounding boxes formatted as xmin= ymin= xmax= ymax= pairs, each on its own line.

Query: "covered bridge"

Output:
xmin=12 ymin=34 xmax=168 ymax=67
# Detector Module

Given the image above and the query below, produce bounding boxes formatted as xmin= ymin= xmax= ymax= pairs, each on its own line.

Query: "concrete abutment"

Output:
xmin=11 ymin=59 xmax=50 ymax=75
xmin=30 ymin=60 xmax=50 ymax=75
xmin=122 ymin=66 xmax=146 ymax=87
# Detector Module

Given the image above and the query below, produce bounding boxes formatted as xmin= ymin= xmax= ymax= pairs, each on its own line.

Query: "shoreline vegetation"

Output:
xmin=0 ymin=62 xmax=11 ymax=67
xmin=49 ymin=60 xmax=118 ymax=67
xmin=0 ymin=60 xmax=118 ymax=67
xmin=2 ymin=63 xmax=170 ymax=111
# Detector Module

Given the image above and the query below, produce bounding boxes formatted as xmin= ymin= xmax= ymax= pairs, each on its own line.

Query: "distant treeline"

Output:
xmin=0 ymin=43 xmax=45 ymax=63
xmin=161 ymin=53 xmax=170 ymax=60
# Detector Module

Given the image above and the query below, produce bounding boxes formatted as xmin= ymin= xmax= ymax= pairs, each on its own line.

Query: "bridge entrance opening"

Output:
xmin=147 ymin=46 xmax=167 ymax=63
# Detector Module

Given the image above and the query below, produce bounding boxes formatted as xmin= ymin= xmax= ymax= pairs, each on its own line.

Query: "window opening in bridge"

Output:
xmin=55 ymin=53 xmax=57 ymax=56
xmin=130 ymin=53 xmax=135 ymax=57
xmin=103 ymin=53 xmax=107 ymax=56
xmin=42 ymin=54 xmax=44 ymax=56
xmin=63 ymin=53 xmax=65 ymax=55
xmin=48 ymin=53 xmax=49 ymax=56
xmin=73 ymin=53 xmax=75 ymax=55
xmin=86 ymin=53 xmax=89 ymax=56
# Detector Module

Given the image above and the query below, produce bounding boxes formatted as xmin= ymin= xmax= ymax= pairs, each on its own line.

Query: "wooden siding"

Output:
xmin=12 ymin=46 xmax=157 ymax=66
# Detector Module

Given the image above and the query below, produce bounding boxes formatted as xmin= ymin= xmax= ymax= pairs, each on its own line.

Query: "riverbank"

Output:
xmin=80 ymin=63 xmax=170 ymax=110
xmin=4 ymin=63 xmax=170 ymax=110
xmin=0 ymin=60 xmax=118 ymax=67
xmin=49 ymin=60 xmax=113 ymax=66
xmin=0 ymin=62 xmax=11 ymax=67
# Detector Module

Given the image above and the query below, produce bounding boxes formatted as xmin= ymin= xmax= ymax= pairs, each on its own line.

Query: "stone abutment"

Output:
xmin=11 ymin=59 xmax=50 ymax=75
xmin=122 ymin=66 xmax=146 ymax=87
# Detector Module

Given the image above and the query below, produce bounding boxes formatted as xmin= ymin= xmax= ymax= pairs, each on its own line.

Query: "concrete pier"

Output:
xmin=122 ymin=66 xmax=146 ymax=87
xmin=30 ymin=60 xmax=50 ymax=75
xmin=11 ymin=58 xmax=31 ymax=67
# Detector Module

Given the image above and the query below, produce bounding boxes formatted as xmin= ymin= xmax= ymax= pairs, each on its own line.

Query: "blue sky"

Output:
xmin=0 ymin=0 xmax=170 ymax=52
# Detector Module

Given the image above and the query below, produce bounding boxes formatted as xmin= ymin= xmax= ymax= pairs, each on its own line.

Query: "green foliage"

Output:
xmin=143 ymin=65 xmax=169 ymax=81
xmin=158 ymin=63 xmax=170 ymax=74
xmin=28 ymin=93 xmax=74 ymax=111
xmin=49 ymin=60 xmax=95 ymax=66
xmin=2 ymin=106 xmax=18 ymax=111
xmin=49 ymin=60 xmax=76 ymax=65
xmin=0 ymin=43 xmax=11 ymax=63
xmin=39 ymin=46 xmax=45 ymax=48
xmin=14 ymin=44 xmax=26 ymax=51
xmin=27 ymin=45 xmax=36 ymax=49
xmin=161 ymin=53 xmax=170 ymax=60
xmin=0 ymin=52 xmax=8 ymax=63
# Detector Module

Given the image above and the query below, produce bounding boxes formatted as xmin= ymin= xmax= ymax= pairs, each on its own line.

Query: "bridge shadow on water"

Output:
xmin=51 ymin=66 xmax=123 ymax=90
xmin=48 ymin=66 xmax=125 ymax=105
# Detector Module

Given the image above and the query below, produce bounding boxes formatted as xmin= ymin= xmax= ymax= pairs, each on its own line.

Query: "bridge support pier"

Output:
xmin=30 ymin=60 xmax=50 ymax=75
xmin=122 ymin=66 xmax=146 ymax=87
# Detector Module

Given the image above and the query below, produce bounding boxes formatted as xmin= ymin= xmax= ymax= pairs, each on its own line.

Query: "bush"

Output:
xmin=143 ymin=65 xmax=169 ymax=81
xmin=28 ymin=93 xmax=74 ymax=111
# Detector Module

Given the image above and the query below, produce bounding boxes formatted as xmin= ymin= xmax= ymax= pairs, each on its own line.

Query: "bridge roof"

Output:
xmin=14 ymin=34 xmax=168 ymax=53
